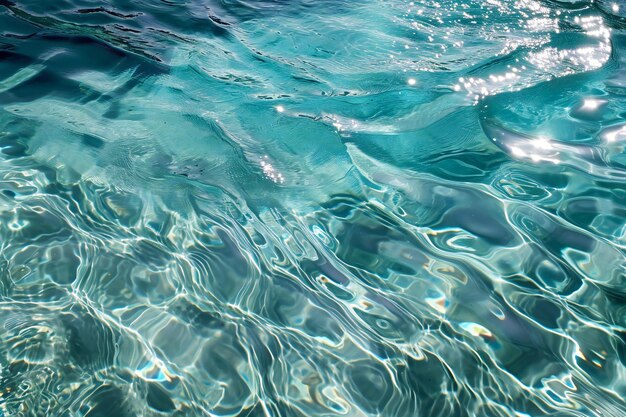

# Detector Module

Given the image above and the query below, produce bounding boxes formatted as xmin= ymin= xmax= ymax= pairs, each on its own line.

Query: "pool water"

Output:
xmin=0 ymin=0 xmax=625 ymax=416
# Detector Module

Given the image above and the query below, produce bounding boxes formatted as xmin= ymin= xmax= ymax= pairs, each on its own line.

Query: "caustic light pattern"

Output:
xmin=0 ymin=1 xmax=625 ymax=416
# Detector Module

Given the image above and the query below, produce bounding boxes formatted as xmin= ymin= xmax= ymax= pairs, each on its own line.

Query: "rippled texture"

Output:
xmin=1 ymin=0 xmax=625 ymax=416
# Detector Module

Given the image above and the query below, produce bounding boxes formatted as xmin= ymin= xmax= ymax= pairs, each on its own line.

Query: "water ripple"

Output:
xmin=1 ymin=0 xmax=625 ymax=416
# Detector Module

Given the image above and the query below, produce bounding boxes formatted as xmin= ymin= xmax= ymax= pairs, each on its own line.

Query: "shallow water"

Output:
xmin=0 ymin=0 xmax=625 ymax=416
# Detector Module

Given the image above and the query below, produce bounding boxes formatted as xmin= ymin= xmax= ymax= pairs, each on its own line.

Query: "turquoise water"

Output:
xmin=0 ymin=0 xmax=625 ymax=415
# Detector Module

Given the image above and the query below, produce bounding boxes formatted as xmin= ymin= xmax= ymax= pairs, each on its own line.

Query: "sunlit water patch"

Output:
xmin=0 ymin=0 xmax=625 ymax=416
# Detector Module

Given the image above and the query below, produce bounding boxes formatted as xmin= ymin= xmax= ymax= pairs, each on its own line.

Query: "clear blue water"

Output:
xmin=0 ymin=0 xmax=625 ymax=416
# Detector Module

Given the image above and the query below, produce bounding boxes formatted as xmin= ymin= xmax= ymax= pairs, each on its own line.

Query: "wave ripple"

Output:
xmin=0 ymin=0 xmax=625 ymax=416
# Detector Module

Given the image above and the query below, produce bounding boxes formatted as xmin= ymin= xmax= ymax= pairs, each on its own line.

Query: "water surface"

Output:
xmin=0 ymin=0 xmax=625 ymax=416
